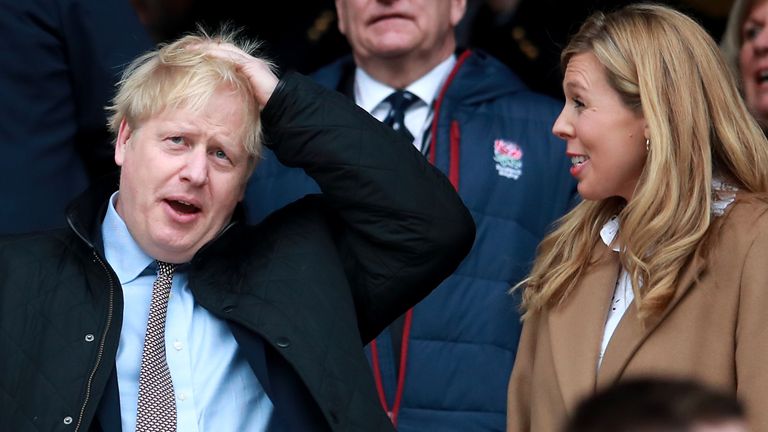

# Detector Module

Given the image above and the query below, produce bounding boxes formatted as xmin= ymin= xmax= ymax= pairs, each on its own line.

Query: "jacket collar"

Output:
xmin=65 ymin=173 xmax=121 ymax=250
xmin=312 ymin=49 xmax=528 ymax=106
xmin=439 ymin=49 xmax=527 ymax=105
xmin=547 ymin=241 xmax=706 ymax=413
xmin=596 ymin=251 xmax=706 ymax=387
xmin=547 ymin=243 xmax=617 ymax=413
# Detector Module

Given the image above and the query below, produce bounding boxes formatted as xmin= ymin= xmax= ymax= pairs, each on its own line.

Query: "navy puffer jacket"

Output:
xmin=243 ymin=51 xmax=576 ymax=431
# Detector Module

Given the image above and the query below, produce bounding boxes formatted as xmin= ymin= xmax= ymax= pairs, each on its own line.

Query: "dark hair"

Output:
xmin=564 ymin=377 xmax=745 ymax=432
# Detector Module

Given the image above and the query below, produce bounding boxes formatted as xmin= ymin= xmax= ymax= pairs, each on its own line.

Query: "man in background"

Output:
xmin=243 ymin=0 xmax=576 ymax=430
xmin=0 ymin=0 xmax=153 ymax=234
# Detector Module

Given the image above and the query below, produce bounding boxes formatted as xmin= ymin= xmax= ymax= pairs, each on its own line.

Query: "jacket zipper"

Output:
xmin=74 ymin=251 xmax=116 ymax=431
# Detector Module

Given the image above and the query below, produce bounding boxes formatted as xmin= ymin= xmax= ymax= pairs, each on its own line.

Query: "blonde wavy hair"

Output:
xmin=107 ymin=29 xmax=270 ymax=161
xmin=519 ymin=4 xmax=768 ymax=320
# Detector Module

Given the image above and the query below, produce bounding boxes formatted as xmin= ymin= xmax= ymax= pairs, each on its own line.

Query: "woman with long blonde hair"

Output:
xmin=507 ymin=4 xmax=768 ymax=431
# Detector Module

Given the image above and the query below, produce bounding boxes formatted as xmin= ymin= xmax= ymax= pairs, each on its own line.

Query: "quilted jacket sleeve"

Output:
xmin=259 ymin=72 xmax=476 ymax=342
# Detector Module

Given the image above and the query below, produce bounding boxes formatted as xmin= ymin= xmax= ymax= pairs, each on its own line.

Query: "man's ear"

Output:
xmin=335 ymin=0 xmax=347 ymax=35
xmin=451 ymin=0 xmax=468 ymax=26
xmin=115 ymin=118 xmax=133 ymax=167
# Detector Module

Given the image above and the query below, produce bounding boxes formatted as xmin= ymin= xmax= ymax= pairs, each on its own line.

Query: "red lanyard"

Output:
xmin=372 ymin=53 xmax=466 ymax=425
xmin=369 ymin=309 xmax=413 ymax=427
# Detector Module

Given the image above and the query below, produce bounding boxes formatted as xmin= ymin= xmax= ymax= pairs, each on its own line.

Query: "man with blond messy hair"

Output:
xmin=0 ymin=31 xmax=474 ymax=432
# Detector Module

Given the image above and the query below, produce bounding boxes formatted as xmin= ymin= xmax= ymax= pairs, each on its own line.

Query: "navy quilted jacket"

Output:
xmin=242 ymin=52 xmax=576 ymax=431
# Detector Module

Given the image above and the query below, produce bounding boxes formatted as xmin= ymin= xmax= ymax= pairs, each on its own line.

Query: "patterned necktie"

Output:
xmin=136 ymin=261 xmax=177 ymax=432
xmin=382 ymin=90 xmax=419 ymax=143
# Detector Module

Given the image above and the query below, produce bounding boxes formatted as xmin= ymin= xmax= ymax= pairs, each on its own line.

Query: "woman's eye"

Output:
xmin=573 ymin=98 xmax=585 ymax=109
xmin=745 ymin=24 xmax=762 ymax=41
xmin=169 ymin=136 xmax=184 ymax=145
xmin=215 ymin=150 xmax=228 ymax=160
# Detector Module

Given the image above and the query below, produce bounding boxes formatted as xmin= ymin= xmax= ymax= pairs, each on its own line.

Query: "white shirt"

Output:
xmin=597 ymin=180 xmax=738 ymax=369
xmin=102 ymin=192 xmax=273 ymax=431
xmin=354 ymin=55 xmax=456 ymax=152
xmin=597 ymin=216 xmax=633 ymax=369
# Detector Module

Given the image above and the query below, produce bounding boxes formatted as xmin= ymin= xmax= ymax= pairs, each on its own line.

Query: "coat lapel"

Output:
xmin=548 ymin=244 xmax=619 ymax=413
xmin=597 ymin=252 xmax=707 ymax=387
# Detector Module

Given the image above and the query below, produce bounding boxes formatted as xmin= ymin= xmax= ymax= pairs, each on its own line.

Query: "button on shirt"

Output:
xmin=102 ymin=192 xmax=273 ymax=432
xmin=354 ymin=54 xmax=456 ymax=153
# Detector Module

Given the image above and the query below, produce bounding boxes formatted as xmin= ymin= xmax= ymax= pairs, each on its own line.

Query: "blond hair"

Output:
xmin=107 ymin=29 xmax=270 ymax=161
xmin=519 ymin=4 xmax=768 ymax=320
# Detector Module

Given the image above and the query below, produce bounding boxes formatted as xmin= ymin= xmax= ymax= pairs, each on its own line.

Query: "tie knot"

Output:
xmin=155 ymin=261 xmax=176 ymax=278
xmin=385 ymin=90 xmax=419 ymax=112
xmin=382 ymin=90 xmax=419 ymax=143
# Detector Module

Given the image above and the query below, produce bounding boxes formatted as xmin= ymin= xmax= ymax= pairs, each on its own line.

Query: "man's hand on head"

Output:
xmin=200 ymin=43 xmax=279 ymax=110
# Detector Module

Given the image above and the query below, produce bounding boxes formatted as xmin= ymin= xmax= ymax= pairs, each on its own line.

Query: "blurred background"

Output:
xmin=0 ymin=0 xmax=736 ymax=234
xmin=152 ymin=0 xmax=736 ymax=99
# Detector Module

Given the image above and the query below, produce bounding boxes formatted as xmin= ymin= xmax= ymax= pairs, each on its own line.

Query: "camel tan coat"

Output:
xmin=507 ymin=196 xmax=768 ymax=432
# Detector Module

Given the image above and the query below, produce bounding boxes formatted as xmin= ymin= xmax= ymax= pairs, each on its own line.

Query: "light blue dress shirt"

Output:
xmin=102 ymin=192 xmax=273 ymax=431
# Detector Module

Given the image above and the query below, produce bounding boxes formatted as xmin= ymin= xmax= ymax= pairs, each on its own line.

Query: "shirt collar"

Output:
xmin=354 ymin=54 xmax=457 ymax=113
xmin=101 ymin=191 xmax=155 ymax=284
xmin=600 ymin=215 xmax=621 ymax=252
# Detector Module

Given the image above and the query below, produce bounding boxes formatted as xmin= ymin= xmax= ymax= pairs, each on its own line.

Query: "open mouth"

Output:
xmin=166 ymin=199 xmax=201 ymax=215
xmin=570 ymin=155 xmax=590 ymax=167
xmin=756 ymin=69 xmax=768 ymax=85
